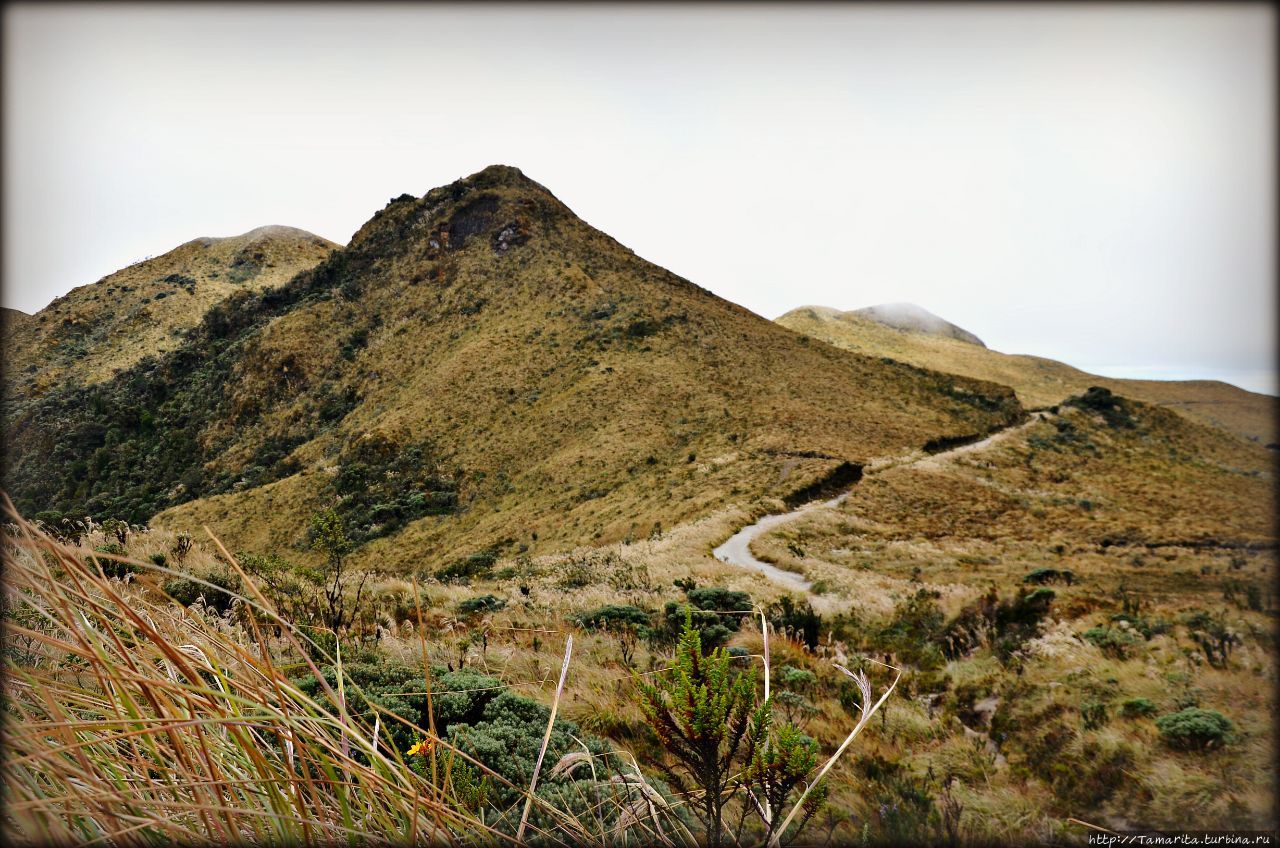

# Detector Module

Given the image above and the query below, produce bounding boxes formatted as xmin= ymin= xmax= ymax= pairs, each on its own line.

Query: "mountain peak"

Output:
xmin=186 ymin=225 xmax=336 ymax=250
xmin=469 ymin=163 xmax=532 ymax=185
xmin=852 ymin=302 xmax=986 ymax=347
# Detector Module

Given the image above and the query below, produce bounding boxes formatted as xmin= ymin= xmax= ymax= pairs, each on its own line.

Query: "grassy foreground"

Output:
xmin=1 ymin=501 xmax=683 ymax=846
xmin=2 ymin=498 xmax=906 ymax=846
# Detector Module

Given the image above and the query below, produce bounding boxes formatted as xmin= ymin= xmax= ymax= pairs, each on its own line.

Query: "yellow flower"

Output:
xmin=406 ymin=738 xmax=435 ymax=757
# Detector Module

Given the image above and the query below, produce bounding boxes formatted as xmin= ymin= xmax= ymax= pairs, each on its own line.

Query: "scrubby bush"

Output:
xmin=437 ymin=547 xmax=500 ymax=583
xmin=1079 ymin=699 xmax=1109 ymax=730
xmin=637 ymin=610 xmax=824 ymax=848
xmin=572 ymin=604 xmax=652 ymax=633
xmin=1108 ymin=613 xmax=1171 ymax=640
xmin=938 ymin=587 xmax=1055 ymax=662
xmin=171 ymin=533 xmax=194 ymax=563
xmin=329 ymin=435 xmax=459 ymax=544
xmin=1156 ymin=708 xmax=1234 ymax=751
xmin=432 ymin=669 xmax=503 ymax=732
xmin=1120 ymin=698 xmax=1158 ymax=719
xmin=573 ymin=604 xmax=652 ymax=666
xmin=1023 ymin=567 xmax=1074 ymax=586
xmin=878 ymin=589 xmax=947 ymax=668
xmin=163 ymin=569 xmax=242 ymax=615
xmin=1066 ymin=386 xmax=1136 ymax=429
xmin=1081 ymin=626 xmax=1143 ymax=659
xmin=660 ymin=602 xmax=734 ymax=650
xmin=686 ymin=587 xmax=752 ymax=617
xmin=869 ymin=772 xmax=937 ymax=844
xmin=767 ymin=594 xmax=823 ymax=650
xmin=1182 ymin=609 xmax=1239 ymax=669
xmin=86 ymin=543 xmax=135 ymax=580
xmin=456 ymin=594 xmax=506 ymax=617
xmin=656 ymin=586 xmax=753 ymax=650
xmin=447 ymin=689 xmax=613 ymax=808
xmin=774 ymin=690 xmax=819 ymax=727
xmin=101 ymin=518 xmax=131 ymax=546
xmin=1056 ymin=740 xmax=1136 ymax=810
xmin=778 ymin=665 xmax=817 ymax=692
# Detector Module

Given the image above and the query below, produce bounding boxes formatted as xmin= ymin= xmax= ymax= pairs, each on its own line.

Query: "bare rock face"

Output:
xmin=853 ymin=302 xmax=986 ymax=347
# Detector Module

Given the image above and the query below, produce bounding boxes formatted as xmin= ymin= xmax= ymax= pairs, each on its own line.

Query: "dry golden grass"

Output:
xmin=2 ymin=503 xmax=723 ymax=847
xmin=143 ymin=166 xmax=1024 ymax=568
xmin=728 ymin=394 xmax=1277 ymax=834
xmin=6 ymin=165 xmax=1274 ymax=843
xmin=777 ymin=305 xmax=1278 ymax=445
xmin=4 ymin=501 xmax=910 ymax=847
xmin=2 ymin=226 xmax=335 ymax=399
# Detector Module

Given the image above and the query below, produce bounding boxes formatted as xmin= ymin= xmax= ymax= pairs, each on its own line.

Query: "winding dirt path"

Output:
xmin=711 ymin=416 xmax=1044 ymax=592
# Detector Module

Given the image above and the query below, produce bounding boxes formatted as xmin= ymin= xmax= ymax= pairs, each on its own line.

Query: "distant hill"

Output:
xmin=846 ymin=302 xmax=986 ymax=347
xmin=3 ymin=166 xmax=1025 ymax=569
xmin=777 ymin=305 xmax=1276 ymax=445
xmin=1 ymin=225 xmax=337 ymax=402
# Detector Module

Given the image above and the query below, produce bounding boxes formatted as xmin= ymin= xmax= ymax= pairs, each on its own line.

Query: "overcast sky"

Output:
xmin=4 ymin=3 xmax=1275 ymax=394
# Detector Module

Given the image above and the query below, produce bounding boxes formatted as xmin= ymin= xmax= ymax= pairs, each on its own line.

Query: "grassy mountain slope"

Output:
xmin=2 ymin=225 xmax=337 ymax=401
xmin=4 ymin=166 xmax=1024 ymax=570
xmin=778 ymin=306 xmax=1277 ymax=445
xmin=739 ymin=388 xmax=1274 ymax=831
xmin=853 ymin=302 xmax=986 ymax=347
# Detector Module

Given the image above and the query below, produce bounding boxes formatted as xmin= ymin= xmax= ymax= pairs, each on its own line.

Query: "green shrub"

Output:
xmin=637 ymin=610 xmax=823 ymax=848
xmin=447 ymin=690 xmax=613 ymax=810
xmin=456 ymin=595 xmax=506 ymax=617
xmin=1081 ymin=626 xmax=1142 ymax=659
xmin=870 ymin=772 xmax=936 ymax=844
xmin=1054 ymin=740 xmax=1136 ymax=810
xmin=778 ymin=665 xmax=817 ymax=692
xmin=86 ymin=544 xmax=135 ymax=580
xmin=938 ymin=587 xmax=1055 ymax=661
xmin=657 ymin=586 xmax=752 ymax=650
xmin=329 ymin=436 xmax=458 ymax=545
xmin=1182 ymin=609 xmax=1239 ymax=668
xmin=1023 ymin=567 xmax=1074 ymax=585
xmin=879 ymin=588 xmax=946 ymax=666
xmin=163 ymin=569 xmax=242 ymax=615
xmin=101 ymin=518 xmax=131 ymax=545
xmin=432 ymin=669 xmax=504 ymax=733
xmin=1066 ymin=386 xmax=1136 ymax=429
xmin=686 ymin=587 xmax=752 ymax=618
xmin=1120 ymin=698 xmax=1158 ymax=719
xmin=1080 ymin=700 xmax=1109 ymax=730
xmin=661 ymin=602 xmax=733 ymax=650
xmin=437 ymin=548 xmax=500 ymax=583
xmin=293 ymin=660 xmax=434 ymax=755
xmin=1108 ymin=613 xmax=1170 ymax=639
xmin=572 ymin=604 xmax=652 ymax=633
xmin=767 ymin=595 xmax=823 ymax=650
xmin=1155 ymin=708 xmax=1234 ymax=751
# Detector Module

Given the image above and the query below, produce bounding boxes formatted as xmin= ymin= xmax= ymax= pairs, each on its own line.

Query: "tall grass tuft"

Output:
xmin=2 ymin=501 xmax=495 ymax=844
xmin=1 ymin=501 xmax=687 ymax=846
